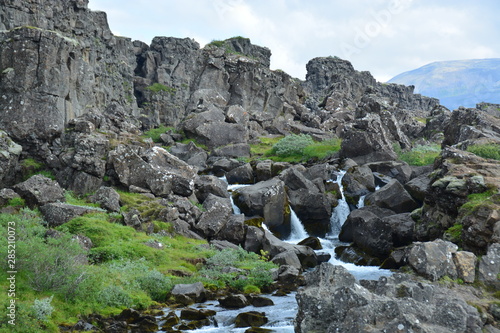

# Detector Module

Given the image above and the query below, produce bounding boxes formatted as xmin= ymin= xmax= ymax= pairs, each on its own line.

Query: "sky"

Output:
xmin=88 ymin=0 xmax=500 ymax=82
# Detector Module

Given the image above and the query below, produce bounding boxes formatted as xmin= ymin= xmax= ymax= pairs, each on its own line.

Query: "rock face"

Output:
xmin=13 ymin=174 xmax=65 ymax=208
xmin=0 ymin=131 xmax=22 ymax=187
xmin=0 ymin=0 xmax=138 ymax=143
xmin=295 ymin=263 xmax=484 ymax=333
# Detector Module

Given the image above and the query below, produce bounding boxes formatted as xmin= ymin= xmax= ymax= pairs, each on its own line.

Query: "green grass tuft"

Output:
xmin=396 ymin=144 xmax=441 ymax=166
xmin=466 ymin=143 xmax=500 ymax=160
xmin=141 ymin=125 xmax=174 ymax=143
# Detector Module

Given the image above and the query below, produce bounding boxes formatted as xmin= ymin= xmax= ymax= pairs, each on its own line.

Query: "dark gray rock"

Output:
xmin=171 ymin=282 xmax=207 ymax=305
xmin=13 ymin=174 xmax=65 ymax=208
xmin=478 ymin=243 xmax=500 ymax=287
xmin=40 ymin=202 xmax=97 ymax=227
xmin=365 ymin=179 xmax=419 ymax=213
xmin=226 ymin=163 xmax=254 ymax=184
xmin=404 ymin=172 xmax=432 ymax=202
xmin=262 ymin=230 xmax=317 ymax=269
xmin=408 ymin=239 xmax=458 ymax=281
xmin=212 ymin=143 xmax=251 ymax=158
xmin=296 ymin=263 xmax=483 ymax=333
xmin=169 ymin=141 xmax=208 ymax=171
xmin=339 ymin=206 xmax=395 ymax=243
xmin=0 ymin=131 xmax=22 ymax=187
xmin=0 ymin=188 xmax=20 ymax=207
xmin=90 ymin=186 xmax=121 ymax=212
xmin=195 ymin=194 xmax=232 ymax=238
xmin=244 ymin=226 xmax=265 ymax=253
xmin=194 ymin=175 xmax=229 ymax=203
xmin=271 ymin=250 xmax=302 ymax=271
xmin=233 ymin=178 xmax=287 ymax=231
xmin=215 ymin=214 xmax=246 ymax=246
xmin=365 ymin=160 xmax=413 ymax=185
xmin=255 ymin=160 xmax=273 ymax=182
xmin=382 ymin=212 xmax=415 ymax=247
xmin=218 ymin=294 xmax=249 ymax=309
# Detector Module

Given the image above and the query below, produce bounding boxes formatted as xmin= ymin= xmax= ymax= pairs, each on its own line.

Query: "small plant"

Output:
xmin=272 ymin=134 xmax=314 ymax=157
xmin=32 ymin=296 xmax=54 ymax=322
xmin=7 ymin=197 xmax=25 ymax=208
xmin=142 ymin=125 xmax=173 ymax=143
xmin=466 ymin=143 xmax=500 ymax=160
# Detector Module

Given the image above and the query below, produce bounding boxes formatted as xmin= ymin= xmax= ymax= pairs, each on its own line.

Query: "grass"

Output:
xmin=395 ymin=143 xmax=441 ymax=166
xmin=459 ymin=190 xmax=500 ymax=217
xmin=466 ymin=143 xmax=500 ymax=160
xmin=145 ymin=83 xmax=176 ymax=95
xmin=141 ymin=125 xmax=175 ymax=143
xmin=250 ymin=135 xmax=341 ymax=163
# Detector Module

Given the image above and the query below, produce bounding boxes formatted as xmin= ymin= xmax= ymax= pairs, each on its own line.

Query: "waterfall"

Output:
xmin=329 ymin=170 xmax=350 ymax=237
xmin=287 ymin=207 xmax=309 ymax=242
xmin=357 ymin=195 xmax=366 ymax=209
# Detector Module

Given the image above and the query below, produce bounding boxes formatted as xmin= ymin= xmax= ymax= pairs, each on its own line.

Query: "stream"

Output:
xmin=158 ymin=172 xmax=390 ymax=332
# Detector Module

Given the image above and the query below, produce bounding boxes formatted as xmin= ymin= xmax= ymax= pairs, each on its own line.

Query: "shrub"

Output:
xmin=32 ymin=296 xmax=54 ymax=322
xmin=145 ymin=83 xmax=175 ymax=94
xmin=466 ymin=143 xmax=500 ymax=160
xmin=142 ymin=125 xmax=174 ymax=143
xmin=272 ymin=134 xmax=314 ymax=157
xmin=97 ymin=285 xmax=133 ymax=308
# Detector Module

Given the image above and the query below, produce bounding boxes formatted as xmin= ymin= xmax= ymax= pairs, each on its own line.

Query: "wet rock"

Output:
xmin=297 ymin=236 xmax=322 ymax=250
xmin=89 ymin=186 xmax=121 ymax=212
xmin=13 ymin=174 xmax=65 ymax=208
xmin=180 ymin=308 xmax=215 ymax=321
xmin=365 ymin=179 xmax=419 ymax=214
xmin=249 ymin=295 xmax=274 ymax=307
xmin=40 ymin=202 xmax=97 ymax=227
xmin=408 ymin=239 xmax=458 ymax=281
xmin=234 ymin=311 xmax=268 ymax=328
xmin=342 ymin=165 xmax=375 ymax=201
xmin=339 ymin=206 xmax=395 ymax=243
xmin=171 ymin=282 xmax=207 ymax=305
xmin=262 ymin=230 xmax=318 ymax=269
xmin=219 ymin=294 xmax=249 ymax=309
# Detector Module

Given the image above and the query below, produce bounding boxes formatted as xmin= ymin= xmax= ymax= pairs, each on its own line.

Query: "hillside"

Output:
xmin=388 ymin=58 xmax=500 ymax=110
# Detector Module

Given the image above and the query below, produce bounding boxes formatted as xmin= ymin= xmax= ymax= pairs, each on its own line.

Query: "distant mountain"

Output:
xmin=388 ymin=59 xmax=500 ymax=110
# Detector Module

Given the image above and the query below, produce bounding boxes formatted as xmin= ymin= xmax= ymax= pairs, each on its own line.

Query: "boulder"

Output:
xmin=295 ymin=263 xmax=483 ymax=333
xmin=255 ymin=160 xmax=273 ymax=182
xmin=234 ymin=311 xmax=268 ymax=328
xmin=342 ymin=165 xmax=375 ymax=201
xmin=215 ymin=214 xmax=247 ymax=246
xmin=170 ymin=282 xmax=207 ymax=305
xmin=211 ymin=158 xmax=242 ymax=176
xmin=169 ymin=141 xmax=208 ymax=171
xmin=219 ymin=294 xmax=249 ymax=309
xmin=339 ymin=206 xmax=395 ymax=242
xmin=40 ymin=202 xmax=98 ymax=227
xmin=226 ymin=163 xmax=254 ymax=184
xmin=452 ymin=251 xmax=477 ymax=283
xmin=0 ymin=188 xmax=20 ymax=207
xmin=382 ymin=213 xmax=415 ymax=247
xmin=233 ymin=178 xmax=288 ymax=232
xmin=262 ymin=231 xmax=317 ymax=269
xmin=408 ymin=239 xmax=458 ymax=281
xmin=195 ymin=194 xmax=233 ymax=238
xmin=365 ymin=179 xmax=419 ymax=214
xmin=209 ymin=239 xmax=240 ymax=251
xmin=194 ymin=175 xmax=229 ymax=203
xmin=13 ymin=174 xmax=65 ymax=208
xmin=297 ymin=236 xmax=322 ymax=250
xmin=478 ymin=243 xmax=500 ymax=287
xmin=276 ymin=264 xmax=301 ymax=284
xmin=244 ymin=226 xmax=265 ymax=253
xmin=248 ymin=295 xmax=274 ymax=307
xmin=365 ymin=160 xmax=413 ymax=184
xmin=271 ymin=250 xmax=302 ymax=271
xmin=213 ymin=143 xmax=251 ymax=158
xmin=89 ymin=186 xmax=121 ymax=212
xmin=404 ymin=172 xmax=432 ymax=202
xmin=180 ymin=308 xmax=215 ymax=321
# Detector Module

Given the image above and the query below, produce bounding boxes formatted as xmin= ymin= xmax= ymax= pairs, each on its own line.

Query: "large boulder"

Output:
xmin=365 ymin=179 xmax=419 ymax=214
xmin=279 ymin=167 xmax=333 ymax=236
xmin=226 ymin=163 xmax=254 ymax=184
xmin=262 ymin=230 xmax=317 ymax=269
xmin=170 ymin=282 xmax=207 ymax=305
xmin=40 ymin=202 xmax=97 ymax=227
xmin=215 ymin=214 xmax=246 ymax=246
xmin=195 ymin=194 xmax=233 ymax=239
xmin=169 ymin=141 xmax=208 ymax=171
xmin=404 ymin=172 xmax=432 ymax=202
xmin=233 ymin=178 xmax=288 ymax=233
xmin=478 ymin=243 xmax=500 ymax=288
xmin=365 ymin=160 xmax=413 ymax=185
xmin=407 ymin=239 xmax=458 ymax=281
xmin=89 ymin=186 xmax=121 ymax=212
xmin=13 ymin=174 xmax=65 ymax=208
xmin=341 ymin=165 xmax=375 ymax=203
xmin=295 ymin=263 xmax=483 ymax=333
xmin=194 ymin=175 xmax=229 ymax=203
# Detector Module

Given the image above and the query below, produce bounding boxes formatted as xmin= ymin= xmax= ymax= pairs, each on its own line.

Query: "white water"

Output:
xmin=287 ymin=207 xmax=309 ymax=242
xmin=357 ymin=194 xmax=366 ymax=209
xmin=329 ymin=170 xmax=350 ymax=237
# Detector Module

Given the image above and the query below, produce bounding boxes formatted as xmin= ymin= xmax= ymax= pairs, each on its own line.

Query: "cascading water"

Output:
xmin=286 ymin=207 xmax=309 ymax=242
xmin=329 ymin=170 xmax=350 ymax=237
xmin=357 ymin=194 xmax=366 ymax=209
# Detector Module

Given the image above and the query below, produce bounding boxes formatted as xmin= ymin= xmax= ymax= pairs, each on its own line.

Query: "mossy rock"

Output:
xmin=235 ymin=311 xmax=268 ymax=328
xmin=245 ymin=216 xmax=264 ymax=228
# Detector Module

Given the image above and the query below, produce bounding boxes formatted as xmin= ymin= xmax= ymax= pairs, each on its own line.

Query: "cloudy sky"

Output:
xmin=88 ymin=0 xmax=500 ymax=82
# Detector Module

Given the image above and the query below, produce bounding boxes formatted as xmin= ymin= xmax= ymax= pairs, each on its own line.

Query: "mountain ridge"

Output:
xmin=388 ymin=58 xmax=500 ymax=110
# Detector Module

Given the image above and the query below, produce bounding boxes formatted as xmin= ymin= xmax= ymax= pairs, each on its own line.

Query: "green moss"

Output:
xmin=6 ymin=197 xmax=25 ymax=207
xmin=142 ymin=125 xmax=174 ymax=143
xmin=145 ymin=83 xmax=176 ymax=95
xmin=466 ymin=143 xmax=500 ymax=160
xmin=459 ymin=190 xmax=499 ymax=216
xmin=444 ymin=224 xmax=463 ymax=245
